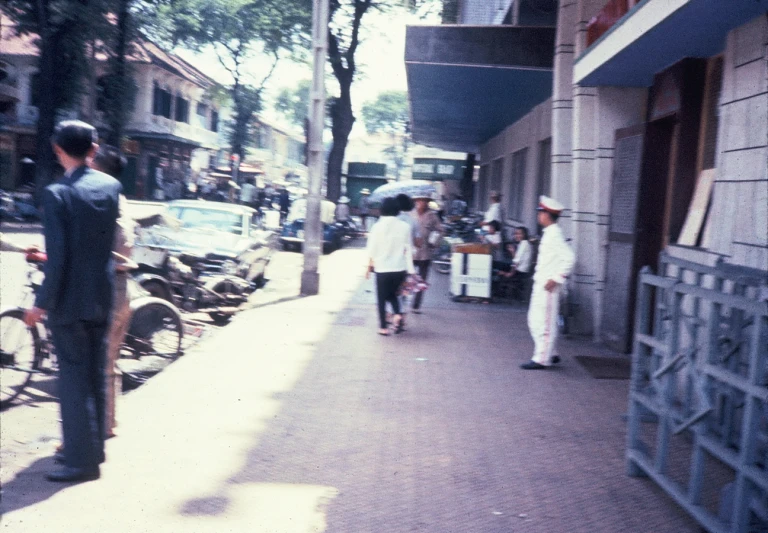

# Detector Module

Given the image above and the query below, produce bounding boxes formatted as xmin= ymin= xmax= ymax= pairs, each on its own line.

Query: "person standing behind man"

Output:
xmin=240 ymin=177 xmax=257 ymax=208
xmin=411 ymin=193 xmax=442 ymax=314
xmin=89 ymin=145 xmax=138 ymax=440
xmin=24 ymin=121 xmax=121 ymax=482
xmin=520 ymin=196 xmax=575 ymax=370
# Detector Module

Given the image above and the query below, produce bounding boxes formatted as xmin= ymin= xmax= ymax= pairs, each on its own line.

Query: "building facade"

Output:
xmin=406 ymin=0 xmax=768 ymax=350
xmin=0 ymin=14 xmax=222 ymax=198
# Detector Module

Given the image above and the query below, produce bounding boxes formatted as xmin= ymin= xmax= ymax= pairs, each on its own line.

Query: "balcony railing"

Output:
xmin=586 ymin=0 xmax=640 ymax=48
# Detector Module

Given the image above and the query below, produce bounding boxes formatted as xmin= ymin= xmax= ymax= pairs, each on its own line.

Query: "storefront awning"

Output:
xmin=574 ymin=0 xmax=768 ymax=87
xmin=405 ymin=25 xmax=555 ymax=153
xmin=125 ymin=131 xmax=204 ymax=149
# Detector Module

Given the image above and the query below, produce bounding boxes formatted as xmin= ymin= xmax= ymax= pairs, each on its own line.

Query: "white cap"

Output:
xmin=537 ymin=195 xmax=565 ymax=215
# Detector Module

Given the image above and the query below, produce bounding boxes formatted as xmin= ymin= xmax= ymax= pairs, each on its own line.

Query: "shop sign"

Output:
xmin=412 ymin=158 xmax=464 ymax=181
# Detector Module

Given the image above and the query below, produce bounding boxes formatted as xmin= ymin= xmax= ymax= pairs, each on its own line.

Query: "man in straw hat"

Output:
xmin=521 ymin=196 xmax=575 ymax=370
xmin=411 ymin=192 xmax=443 ymax=313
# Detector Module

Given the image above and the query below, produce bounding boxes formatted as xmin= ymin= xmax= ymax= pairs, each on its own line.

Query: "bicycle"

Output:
xmin=0 ymin=253 xmax=184 ymax=408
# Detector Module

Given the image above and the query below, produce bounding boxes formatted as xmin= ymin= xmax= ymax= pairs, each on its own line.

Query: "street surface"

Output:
xmin=0 ymin=232 xmax=698 ymax=532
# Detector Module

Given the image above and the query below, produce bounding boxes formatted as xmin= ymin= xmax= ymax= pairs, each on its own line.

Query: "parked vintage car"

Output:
xmin=129 ymin=200 xmax=275 ymax=322
xmin=279 ymin=198 xmax=343 ymax=253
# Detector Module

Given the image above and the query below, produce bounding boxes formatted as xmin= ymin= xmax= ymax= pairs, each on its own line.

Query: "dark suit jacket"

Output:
xmin=35 ymin=165 xmax=122 ymax=326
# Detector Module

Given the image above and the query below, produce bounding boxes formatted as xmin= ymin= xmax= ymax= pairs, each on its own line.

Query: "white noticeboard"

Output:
xmin=450 ymin=252 xmax=492 ymax=298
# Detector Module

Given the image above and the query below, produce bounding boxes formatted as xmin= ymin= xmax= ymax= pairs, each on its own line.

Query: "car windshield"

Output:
xmin=169 ymin=207 xmax=242 ymax=235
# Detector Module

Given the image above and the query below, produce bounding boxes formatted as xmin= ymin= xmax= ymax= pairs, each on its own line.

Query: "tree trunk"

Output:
xmin=326 ymin=88 xmax=354 ymax=202
xmin=34 ymin=27 xmax=58 ymax=199
xmin=106 ymin=0 xmax=130 ymax=146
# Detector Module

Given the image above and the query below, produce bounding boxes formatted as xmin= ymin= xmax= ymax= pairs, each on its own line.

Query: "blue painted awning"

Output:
xmin=405 ymin=25 xmax=555 ymax=153
xmin=575 ymin=0 xmax=768 ymax=87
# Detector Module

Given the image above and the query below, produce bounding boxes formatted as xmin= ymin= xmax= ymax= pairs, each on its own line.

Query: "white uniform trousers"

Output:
xmin=527 ymin=282 xmax=561 ymax=366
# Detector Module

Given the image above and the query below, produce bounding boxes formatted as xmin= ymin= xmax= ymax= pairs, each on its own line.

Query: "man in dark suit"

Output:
xmin=25 ymin=120 xmax=122 ymax=482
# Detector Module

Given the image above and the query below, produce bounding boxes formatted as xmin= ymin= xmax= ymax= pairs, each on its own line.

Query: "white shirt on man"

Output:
xmin=367 ymin=216 xmax=415 ymax=274
xmin=533 ymin=223 xmax=574 ymax=285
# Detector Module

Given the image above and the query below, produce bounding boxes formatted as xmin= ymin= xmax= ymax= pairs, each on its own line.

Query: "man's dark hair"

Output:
xmin=488 ymin=220 xmax=501 ymax=232
xmin=549 ymin=212 xmax=560 ymax=223
xmin=395 ymin=193 xmax=413 ymax=212
xmin=517 ymin=226 xmax=529 ymax=240
xmin=380 ymin=197 xmax=400 ymax=217
xmin=92 ymin=145 xmax=126 ymax=179
xmin=52 ymin=120 xmax=97 ymax=159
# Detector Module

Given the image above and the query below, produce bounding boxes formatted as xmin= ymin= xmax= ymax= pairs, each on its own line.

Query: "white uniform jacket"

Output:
xmin=532 ymin=223 xmax=575 ymax=286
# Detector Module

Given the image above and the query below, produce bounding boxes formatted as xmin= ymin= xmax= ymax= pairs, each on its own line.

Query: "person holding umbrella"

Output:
xmin=411 ymin=192 xmax=443 ymax=314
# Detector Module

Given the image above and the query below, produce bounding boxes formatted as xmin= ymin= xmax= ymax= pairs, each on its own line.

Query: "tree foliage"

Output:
xmin=361 ymin=90 xmax=408 ymax=136
xmin=147 ymin=0 xmax=312 ymax=160
xmin=4 ymin=0 xmax=117 ymax=193
xmin=275 ymin=79 xmax=311 ymax=128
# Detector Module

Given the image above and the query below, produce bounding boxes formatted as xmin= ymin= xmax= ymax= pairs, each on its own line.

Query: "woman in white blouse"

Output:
xmin=366 ymin=197 xmax=415 ymax=335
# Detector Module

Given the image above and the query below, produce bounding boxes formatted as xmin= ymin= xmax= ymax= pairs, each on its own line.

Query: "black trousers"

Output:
xmin=50 ymin=320 xmax=108 ymax=469
xmin=375 ymin=271 xmax=407 ymax=329
xmin=412 ymin=260 xmax=431 ymax=310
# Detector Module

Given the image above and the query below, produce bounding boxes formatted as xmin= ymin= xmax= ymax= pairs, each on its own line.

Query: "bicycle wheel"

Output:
xmin=0 ymin=309 xmax=41 ymax=408
xmin=433 ymin=252 xmax=452 ymax=275
xmin=123 ymin=298 xmax=183 ymax=361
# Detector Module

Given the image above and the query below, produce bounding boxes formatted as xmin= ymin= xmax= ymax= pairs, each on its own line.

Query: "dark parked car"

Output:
xmin=279 ymin=198 xmax=343 ymax=253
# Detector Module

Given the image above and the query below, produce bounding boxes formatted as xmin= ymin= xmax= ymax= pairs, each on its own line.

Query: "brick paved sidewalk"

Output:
xmin=0 ymin=248 xmax=697 ymax=532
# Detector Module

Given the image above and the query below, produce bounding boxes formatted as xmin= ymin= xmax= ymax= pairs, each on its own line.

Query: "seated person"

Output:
xmin=481 ymin=220 xmax=509 ymax=272
xmin=501 ymin=226 xmax=533 ymax=280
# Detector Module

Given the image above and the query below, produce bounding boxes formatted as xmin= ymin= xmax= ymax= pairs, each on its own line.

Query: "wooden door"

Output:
xmin=601 ymin=125 xmax=646 ymax=353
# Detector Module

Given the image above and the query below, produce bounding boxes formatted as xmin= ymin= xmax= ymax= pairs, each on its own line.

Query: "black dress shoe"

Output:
xmin=520 ymin=361 xmax=548 ymax=370
xmin=46 ymin=466 xmax=100 ymax=483
xmin=552 ymin=356 xmax=561 ymax=364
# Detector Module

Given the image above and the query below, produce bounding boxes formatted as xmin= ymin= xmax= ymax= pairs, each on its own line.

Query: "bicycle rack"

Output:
xmin=627 ymin=253 xmax=768 ymax=533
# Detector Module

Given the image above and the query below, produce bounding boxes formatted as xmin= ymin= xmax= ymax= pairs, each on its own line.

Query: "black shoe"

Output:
xmin=46 ymin=466 xmax=100 ymax=483
xmin=520 ymin=361 xmax=548 ymax=370
xmin=552 ymin=356 xmax=561 ymax=364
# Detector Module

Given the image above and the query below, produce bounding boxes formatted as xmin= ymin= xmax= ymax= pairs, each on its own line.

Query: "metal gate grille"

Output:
xmin=627 ymin=254 xmax=768 ymax=533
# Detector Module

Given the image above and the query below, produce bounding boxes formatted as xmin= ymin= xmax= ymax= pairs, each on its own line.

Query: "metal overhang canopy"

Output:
xmin=405 ymin=25 xmax=555 ymax=153
xmin=574 ymin=0 xmax=768 ymax=87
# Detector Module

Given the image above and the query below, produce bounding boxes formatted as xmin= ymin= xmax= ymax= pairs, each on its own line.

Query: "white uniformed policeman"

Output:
xmin=521 ymin=196 xmax=575 ymax=370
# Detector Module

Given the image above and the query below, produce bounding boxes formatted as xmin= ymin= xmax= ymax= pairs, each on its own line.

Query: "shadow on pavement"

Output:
xmin=0 ymin=456 xmax=71 ymax=515
xmin=173 ymin=276 xmax=697 ymax=532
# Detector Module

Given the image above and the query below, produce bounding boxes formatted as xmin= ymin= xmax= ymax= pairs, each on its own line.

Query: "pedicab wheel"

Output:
xmin=433 ymin=253 xmax=451 ymax=275
xmin=0 ymin=309 xmax=41 ymax=409
xmin=123 ymin=298 xmax=183 ymax=361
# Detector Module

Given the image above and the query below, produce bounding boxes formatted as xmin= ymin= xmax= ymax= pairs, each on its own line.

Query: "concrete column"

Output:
xmin=550 ymin=0 xmax=577 ymax=237
xmin=593 ymin=87 xmax=647 ymax=339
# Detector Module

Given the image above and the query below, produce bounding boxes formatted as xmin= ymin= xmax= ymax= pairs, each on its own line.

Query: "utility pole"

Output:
xmin=301 ymin=0 xmax=329 ymax=295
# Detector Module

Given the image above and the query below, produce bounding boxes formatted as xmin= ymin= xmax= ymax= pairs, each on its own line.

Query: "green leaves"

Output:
xmin=361 ymin=90 xmax=408 ymax=135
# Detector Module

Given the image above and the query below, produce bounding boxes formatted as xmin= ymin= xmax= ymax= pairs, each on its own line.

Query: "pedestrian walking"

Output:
xmin=365 ymin=197 xmax=415 ymax=336
xmin=240 ymin=177 xmax=257 ymax=207
xmin=24 ymin=121 xmax=122 ymax=482
xmin=279 ymin=187 xmax=291 ymax=225
xmin=520 ymin=196 xmax=575 ymax=370
xmin=89 ymin=145 xmax=139 ymax=439
xmin=411 ymin=193 xmax=443 ymax=314
xmin=358 ymin=188 xmax=371 ymax=231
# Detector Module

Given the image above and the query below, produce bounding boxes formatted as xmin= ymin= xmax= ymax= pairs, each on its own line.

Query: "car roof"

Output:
xmin=168 ymin=200 xmax=255 ymax=215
